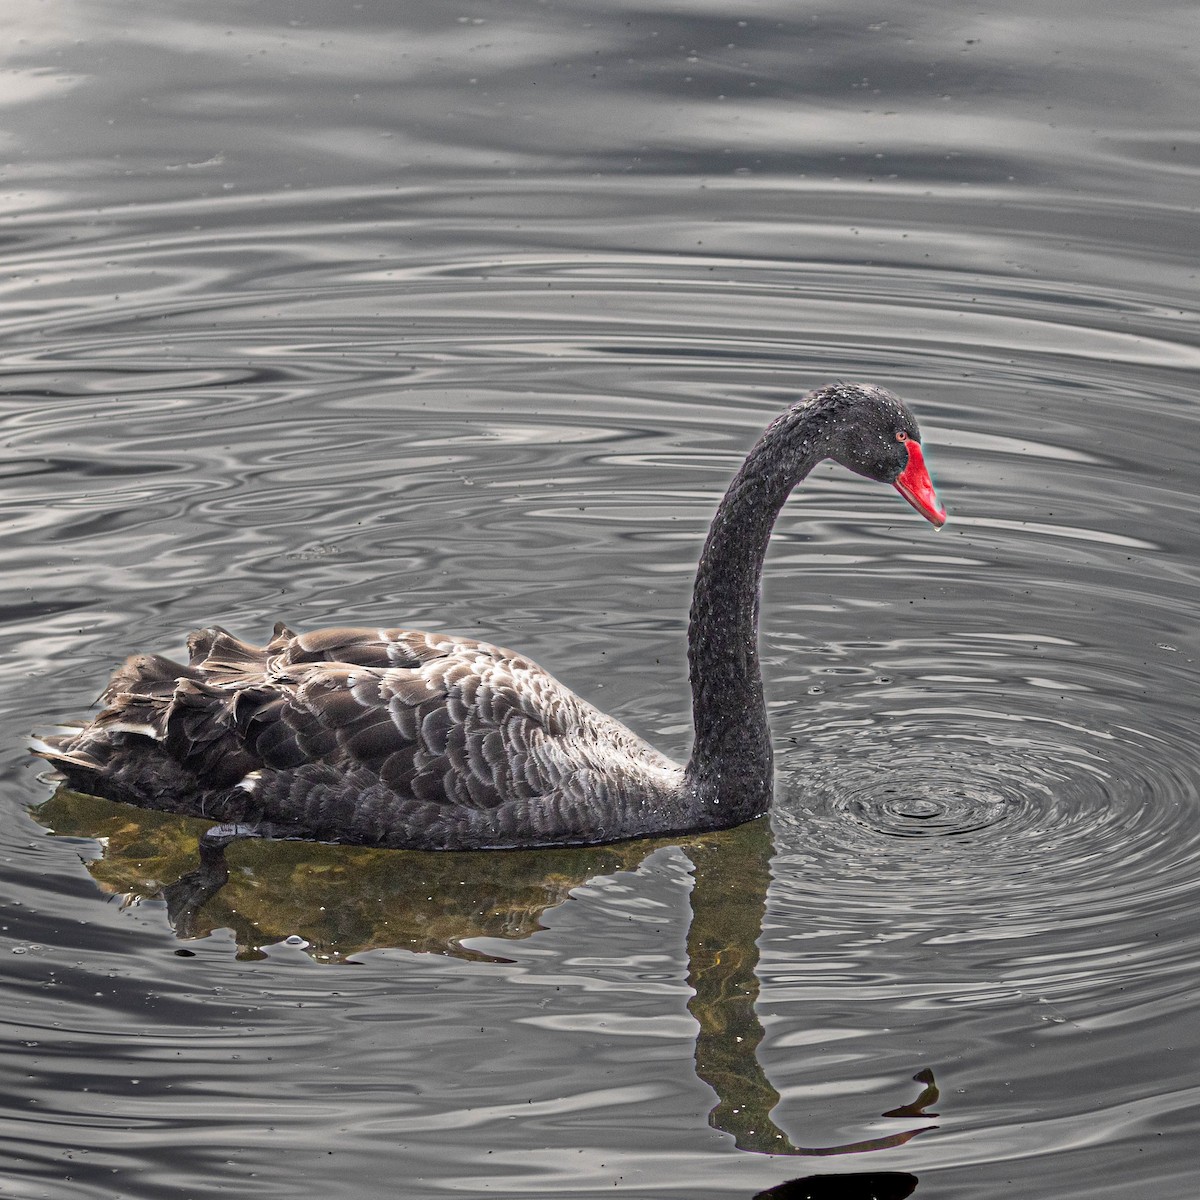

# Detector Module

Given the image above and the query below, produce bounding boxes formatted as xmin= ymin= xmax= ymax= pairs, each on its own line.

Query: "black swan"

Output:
xmin=35 ymin=383 xmax=945 ymax=850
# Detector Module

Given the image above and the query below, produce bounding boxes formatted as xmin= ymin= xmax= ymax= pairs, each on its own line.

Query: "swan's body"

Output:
xmin=36 ymin=383 xmax=945 ymax=850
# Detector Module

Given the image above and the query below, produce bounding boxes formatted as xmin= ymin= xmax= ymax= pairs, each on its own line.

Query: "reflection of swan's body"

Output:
xmin=37 ymin=791 xmax=940 ymax=1158
xmin=36 ymin=384 xmax=944 ymax=850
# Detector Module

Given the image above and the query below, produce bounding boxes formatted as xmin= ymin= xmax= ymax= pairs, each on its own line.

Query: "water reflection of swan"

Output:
xmin=754 ymin=1172 xmax=918 ymax=1199
xmin=36 ymin=790 xmax=939 ymax=1169
xmin=36 ymin=384 xmax=943 ymax=849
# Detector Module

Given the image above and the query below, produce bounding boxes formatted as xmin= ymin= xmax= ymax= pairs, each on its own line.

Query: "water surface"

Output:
xmin=3 ymin=2 xmax=1200 ymax=1197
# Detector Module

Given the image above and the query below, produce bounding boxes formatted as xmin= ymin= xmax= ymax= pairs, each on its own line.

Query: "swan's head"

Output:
xmin=813 ymin=383 xmax=946 ymax=528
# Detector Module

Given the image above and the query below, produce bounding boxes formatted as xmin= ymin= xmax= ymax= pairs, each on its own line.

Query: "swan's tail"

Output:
xmin=30 ymin=729 xmax=100 ymax=774
xmin=32 ymin=648 xmax=202 ymax=799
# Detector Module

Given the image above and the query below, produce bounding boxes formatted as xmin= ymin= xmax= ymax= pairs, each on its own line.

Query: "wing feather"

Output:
xmin=40 ymin=622 xmax=684 ymax=848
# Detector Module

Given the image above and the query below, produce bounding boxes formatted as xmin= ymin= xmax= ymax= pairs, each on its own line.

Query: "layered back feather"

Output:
xmin=40 ymin=623 xmax=685 ymax=850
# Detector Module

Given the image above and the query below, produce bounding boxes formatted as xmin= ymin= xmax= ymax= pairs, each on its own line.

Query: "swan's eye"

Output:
xmin=895 ymin=430 xmax=908 ymax=442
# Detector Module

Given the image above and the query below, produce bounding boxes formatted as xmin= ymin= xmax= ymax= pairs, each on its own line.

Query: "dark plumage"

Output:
xmin=35 ymin=383 xmax=945 ymax=849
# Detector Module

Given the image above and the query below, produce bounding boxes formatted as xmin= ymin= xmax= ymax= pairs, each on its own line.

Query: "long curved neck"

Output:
xmin=684 ymin=412 xmax=822 ymax=823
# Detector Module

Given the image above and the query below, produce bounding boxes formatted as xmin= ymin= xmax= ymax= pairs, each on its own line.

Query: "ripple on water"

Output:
xmin=848 ymin=787 xmax=1012 ymax=839
xmin=769 ymin=629 xmax=1200 ymax=1010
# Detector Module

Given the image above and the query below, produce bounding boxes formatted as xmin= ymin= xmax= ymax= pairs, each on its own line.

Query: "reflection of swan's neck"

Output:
xmin=685 ymin=819 xmax=781 ymax=1151
xmin=685 ymin=820 xmax=939 ymax=1160
xmin=685 ymin=414 xmax=821 ymax=819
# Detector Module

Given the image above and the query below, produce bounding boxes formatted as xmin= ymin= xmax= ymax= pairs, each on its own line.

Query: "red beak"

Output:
xmin=894 ymin=440 xmax=946 ymax=528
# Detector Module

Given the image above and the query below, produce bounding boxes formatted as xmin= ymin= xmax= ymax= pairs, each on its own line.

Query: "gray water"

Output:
xmin=3 ymin=2 xmax=1200 ymax=1197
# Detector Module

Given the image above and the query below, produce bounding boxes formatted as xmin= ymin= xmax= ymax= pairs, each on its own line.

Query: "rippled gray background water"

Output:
xmin=4 ymin=1 xmax=1199 ymax=1197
